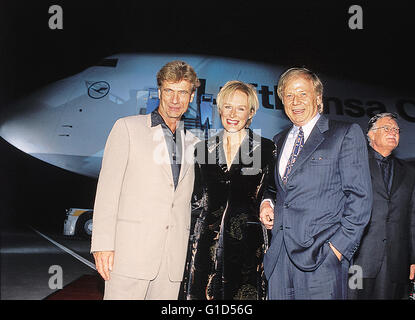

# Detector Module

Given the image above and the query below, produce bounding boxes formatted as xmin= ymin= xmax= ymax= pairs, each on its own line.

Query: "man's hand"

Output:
xmin=93 ymin=251 xmax=114 ymax=281
xmin=410 ymin=264 xmax=415 ymax=280
xmin=328 ymin=242 xmax=342 ymax=261
xmin=260 ymin=200 xmax=274 ymax=230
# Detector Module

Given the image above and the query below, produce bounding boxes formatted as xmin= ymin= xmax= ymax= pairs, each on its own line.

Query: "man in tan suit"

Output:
xmin=91 ymin=60 xmax=200 ymax=300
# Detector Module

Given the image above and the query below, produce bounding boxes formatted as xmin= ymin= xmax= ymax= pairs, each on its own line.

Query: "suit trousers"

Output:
xmin=268 ymin=241 xmax=349 ymax=299
xmin=104 ymin=245 xmax=182 ymax=300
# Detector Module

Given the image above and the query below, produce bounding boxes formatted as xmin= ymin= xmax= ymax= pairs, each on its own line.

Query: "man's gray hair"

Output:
xmin=366 ymin=112 xmax=398 ymax=145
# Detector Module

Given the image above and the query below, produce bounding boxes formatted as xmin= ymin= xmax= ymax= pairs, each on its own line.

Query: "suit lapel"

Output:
xmin=288 ymin=115 xmax=328 ymax=178
xmin=147 ymin=115 xmax=174 ymax=183
xmin=390 ymin=158 xmax=405 ymax=196
xmin=178 ymin=128 xmax=199 ymax=184
xmin=274 ymin=128 xmax=290 ymax=190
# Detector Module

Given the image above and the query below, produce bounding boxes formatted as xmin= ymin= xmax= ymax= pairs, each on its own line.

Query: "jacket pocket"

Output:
xmin=309 ymin=158 xmax=332 ymax=166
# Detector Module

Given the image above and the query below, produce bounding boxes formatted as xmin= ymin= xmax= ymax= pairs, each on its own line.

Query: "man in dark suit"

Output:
xmin=348 ymin=113 xmax=415 ymax=300
xmin=260 ymin=67 xmax=372 ymax=299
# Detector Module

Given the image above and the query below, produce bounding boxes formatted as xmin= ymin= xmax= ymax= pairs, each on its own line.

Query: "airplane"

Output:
xmin=1 ymin=53 xmax=414 ymax=236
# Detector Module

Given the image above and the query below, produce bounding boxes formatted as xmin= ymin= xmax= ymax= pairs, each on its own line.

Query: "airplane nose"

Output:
xmin=0 ymin=95 xmax=56 ymax=156
xmin=0 ymin=87 xmax=103 ymax=178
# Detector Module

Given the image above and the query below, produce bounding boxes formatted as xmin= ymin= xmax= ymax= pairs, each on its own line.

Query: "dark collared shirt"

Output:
xmin=151 ymin=109 xmax=183 ymax=189
xmin=371 ymin=147 xmax=394 ymax=194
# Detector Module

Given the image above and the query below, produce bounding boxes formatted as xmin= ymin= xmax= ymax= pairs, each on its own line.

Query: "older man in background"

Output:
xmin=349 ymin=113 xmax=415 ymax=300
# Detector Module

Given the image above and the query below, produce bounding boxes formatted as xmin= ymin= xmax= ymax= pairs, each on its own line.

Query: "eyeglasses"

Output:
xmin=371 ymin=126 xmax=401 ymax=134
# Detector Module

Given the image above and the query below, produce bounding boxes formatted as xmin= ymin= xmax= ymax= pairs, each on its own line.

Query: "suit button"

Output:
xmin=284 ymin=203 xmax=289 ymax=208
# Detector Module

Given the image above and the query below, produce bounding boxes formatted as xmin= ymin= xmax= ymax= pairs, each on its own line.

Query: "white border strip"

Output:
xmin=30 ymin=226 xmax=96 ymax=271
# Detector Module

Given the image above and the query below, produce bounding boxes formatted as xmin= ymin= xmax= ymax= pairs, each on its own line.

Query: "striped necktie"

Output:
xmin=282 ymin=127 xmax=304 ymax=184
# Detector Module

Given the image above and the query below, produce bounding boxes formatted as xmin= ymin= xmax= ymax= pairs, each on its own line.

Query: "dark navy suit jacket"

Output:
xmin=263 ymin=115 xmax=373 ymax=278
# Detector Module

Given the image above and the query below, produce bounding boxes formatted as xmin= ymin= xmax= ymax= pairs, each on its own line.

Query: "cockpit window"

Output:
xmin=95 ymin=58 xmax=118 ymax=67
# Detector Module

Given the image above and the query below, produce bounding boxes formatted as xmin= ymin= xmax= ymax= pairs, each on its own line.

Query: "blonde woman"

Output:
xmin=182 ymin=81 xmax=275 ymax=300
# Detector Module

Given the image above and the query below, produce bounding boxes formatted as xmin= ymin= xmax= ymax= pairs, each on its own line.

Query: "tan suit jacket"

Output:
xmin=91 ymin=114 xmax=199 ymax=281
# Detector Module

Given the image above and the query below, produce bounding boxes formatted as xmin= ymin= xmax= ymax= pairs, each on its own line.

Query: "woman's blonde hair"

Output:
xmin=216 ymin=80 xmax=259 ymax=127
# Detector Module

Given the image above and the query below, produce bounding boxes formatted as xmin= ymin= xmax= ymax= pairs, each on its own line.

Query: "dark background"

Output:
xmin=1 ymin=1 xmax=414 ymax=232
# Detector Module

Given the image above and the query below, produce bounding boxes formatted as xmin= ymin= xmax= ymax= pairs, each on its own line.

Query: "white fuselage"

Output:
xmin=1 ymin=53 xmax=414 ymax=177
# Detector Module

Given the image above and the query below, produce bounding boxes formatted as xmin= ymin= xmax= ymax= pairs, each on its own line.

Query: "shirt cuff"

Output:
xmin=261 ymin=199 xmax=274 ymax=209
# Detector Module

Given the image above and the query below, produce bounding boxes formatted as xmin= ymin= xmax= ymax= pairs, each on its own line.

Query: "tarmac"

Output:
xmin=1 ymin=223 xmax=99 ymax=300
